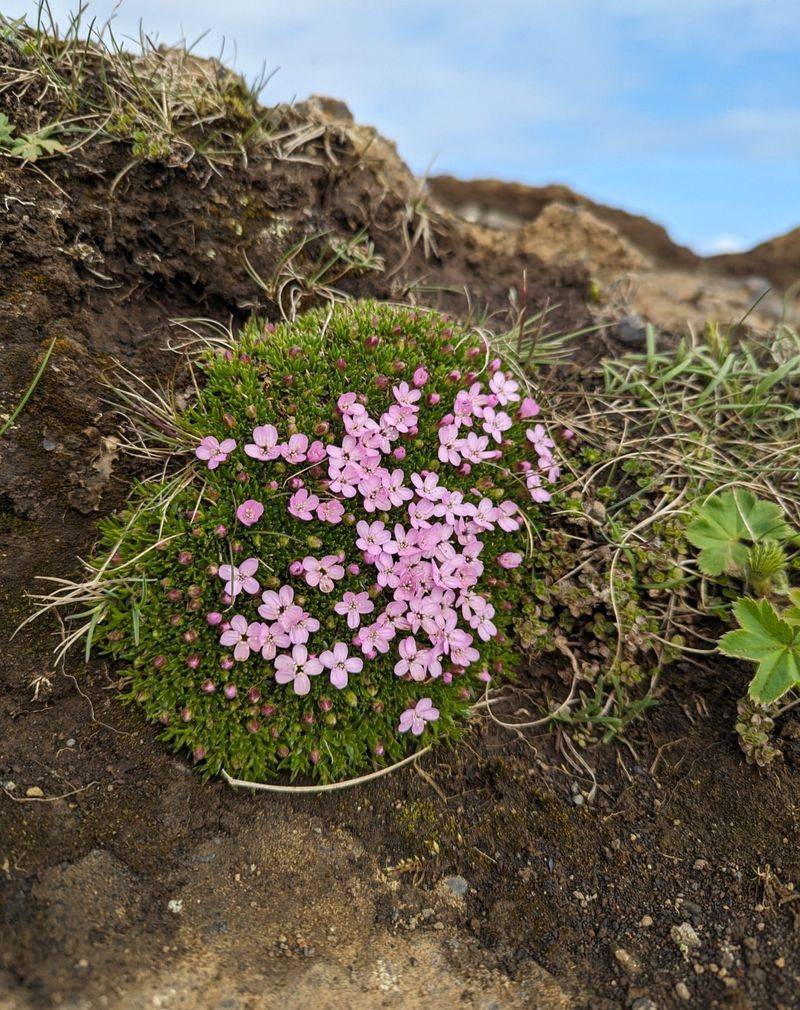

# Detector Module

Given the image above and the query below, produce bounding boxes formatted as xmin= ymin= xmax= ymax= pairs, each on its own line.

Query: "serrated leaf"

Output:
xmin=686 ymin=489 xmax=795 ymax=577
xmin=719 ymin=597 xmax=800 ymax=703
xmin=0 ymin=113 xmax=15 ymax=146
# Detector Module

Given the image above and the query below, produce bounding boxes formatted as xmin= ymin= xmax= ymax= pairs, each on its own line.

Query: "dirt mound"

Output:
xmin=429 ymin=175 xmax=700 ymax=270
xmin=709 ymin=225 xmax=800 ymax=292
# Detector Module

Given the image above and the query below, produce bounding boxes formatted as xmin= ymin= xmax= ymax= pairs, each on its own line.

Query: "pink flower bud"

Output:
xmin=393 ymin=446 xmax=406 ymax=461
xmin=447 ymin=369 xmax=461 ymax=382
xmin=186 ymin=654 xmax=201 ymax=669
xmin=497 ymin=551 xmax=523 ymax=570
xmin=375 ymin=374 xmax=389 ymax=390
xmin=458 ymin=463 xmax=472 ymax=476
xmin=153 ymin=655 xmax=166 ymax=669
xmin=247 ymin=719 xmax=260 ymax=734
xmin=427 ymin=392 xmax=441 ymax=406
xmin=374 ymin=741 xmax=385 ymax=756
xmin=224 ymin=683 xmax=238 ymax=700
xmin=268 ymin=480 xmax=279 ymax=491
xmin=335 ymin=357 xmax=347 ymax=371
xmin=183 ymin=629 xmax=198 ymax=644
xmin=289 ymin=560 xmax=304 ymax=577
xmin=290 ymin=477 xmax=304 ymax=490
xmin=202 ymin=680 xmax=217 ymax=694
xmin=220 ymin=656 xmax=234 ymax=671
xmin=206 ymin=611 xmax=222 ymax=626
xmin=247 ymin=687 xmax=261 ymax=704
xmin=518 ymin=396 xmax=540 ymax=419
xmin=181 ymin=707 xmax=192 ymax=722
xmin=167 ymin=588 xmax=182 ymax=603
xmin=319 ymin=697 xmax=333 ymax=713
xmin=177 ymin=551 xmax=192 ymax=565
xmin=365 ymin=335 xmax=379 ymax=349
xmin=412 ymin=366 xmax=429 ymax=387
xmin=309 ymin=749 xmax=321 ymax=764
xmin=479 ymin=669 xmax=492 ymax=683
xmin=347 ymin=563 xmax=361 ymax=576
xmin=489 ymin=357 xmax=501 ymax=372
xmin=193 ymin=746 xmax=206 ymax=762
xmin=562 ymin=428 xmax=575 ymax=440
xmin=260 ymin=704 xmax=276 ymax=718
xmin=170 ymin=615 xmax=182 ymax=627
xmin=214 ymin=525 xmax=227 ymax=537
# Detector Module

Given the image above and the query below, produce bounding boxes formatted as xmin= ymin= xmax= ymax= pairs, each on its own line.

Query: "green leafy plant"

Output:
xmin=685 ymin=489 xmax=794 ymax=581
xmin=0 ymin=113 xmax=66 ymax=161
xmin=719 ymin=597 xmax=800 ymax=704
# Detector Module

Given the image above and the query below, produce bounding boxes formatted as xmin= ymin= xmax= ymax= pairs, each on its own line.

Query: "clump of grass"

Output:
xmin=0 ymin=3 xmax=311 ymax=170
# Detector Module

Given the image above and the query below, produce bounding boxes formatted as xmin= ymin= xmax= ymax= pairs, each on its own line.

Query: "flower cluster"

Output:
xmin=95 ymin=302 xmax=572 ymax=783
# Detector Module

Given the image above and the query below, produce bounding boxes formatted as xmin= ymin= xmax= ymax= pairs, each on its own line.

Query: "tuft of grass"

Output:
xmin=0 ymin=337 xmax=56 ymax=438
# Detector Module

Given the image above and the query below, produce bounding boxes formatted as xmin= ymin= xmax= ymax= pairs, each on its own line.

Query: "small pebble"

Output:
xmin=26 ymin=786 xmax=44 ymax=798
xmin=675 ymin=981 xmax=691 ymax=1001
xmin=640 ymin=914 xmax=654 ymax=928
xmin=443 ymin=875 xmax=469 ymax=898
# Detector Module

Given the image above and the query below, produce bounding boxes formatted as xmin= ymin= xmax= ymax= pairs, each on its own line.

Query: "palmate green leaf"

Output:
xmin=719 ymin=597 xmax=800 ymax=704
xmin=686 ymin=489 xmax=795 ymax=577
xmin=0 ymin=113 xmax=16 ymax=146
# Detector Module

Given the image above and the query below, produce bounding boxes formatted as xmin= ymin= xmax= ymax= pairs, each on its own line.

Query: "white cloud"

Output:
xmin=701 ymin=233 xmax=747 ymax=254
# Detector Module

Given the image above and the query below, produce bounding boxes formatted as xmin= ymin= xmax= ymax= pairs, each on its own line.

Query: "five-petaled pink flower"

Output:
xmin=319 ymin=642 xmax=363 ymax=689
xmin=236 ymin=499 xmax=264 ymax=527
xmin=398 ymin=697 xmax=439 ymax=736
xmin=218 ymin=558 xmax=260 ymax=597
xmin=244 ymin=424 xmax=281 ymax=461
xmin=497 ymin=551 xmax=523 ymax=570
xmin=219 ymin=615 xmax=253 ymax=661
xmin=274 ymin=645 xmax=323 ymax=696
xmin=288 ymin=488 xmax=320 ymax=521
xmin=317 ymin=499 xmax=345 ymax=524
xmin=195 ymin=435 xmax=236 ymax=469
xmin=334 ymin=590 xmax=375 ymax=629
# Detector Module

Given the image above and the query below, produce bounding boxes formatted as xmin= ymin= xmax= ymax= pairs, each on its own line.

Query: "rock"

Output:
xmin=443 ymin=875 xmax=469 ymax=898
xmin=675 ymin=982 xmax=691 ymax=1001
xmin=640 ymin=914 xmax=654 ymax=928
xmin=631 ymin=999 xmax=657 ymax=1010
xmin=615 ymin=313 xmax=648 ymax=347
xmin=613 ymin=946 xmax=642 ymax=975
xmin=25 ymin=786 xmax=44 ymax=797
xmin=670 ymin=922 xmax=701 ymax=951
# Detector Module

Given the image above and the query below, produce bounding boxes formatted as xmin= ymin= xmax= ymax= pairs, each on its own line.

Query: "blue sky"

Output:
xmin=10 ymin=1 xmax=800 ymax=252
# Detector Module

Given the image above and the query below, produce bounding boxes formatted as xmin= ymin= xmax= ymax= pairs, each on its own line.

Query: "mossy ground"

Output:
xmin=93 ymin=301 xmax=564 ymax=783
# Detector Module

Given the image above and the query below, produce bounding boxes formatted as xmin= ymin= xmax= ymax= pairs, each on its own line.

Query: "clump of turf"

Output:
xmin=90 ymin=301 xmax=571 ymax=783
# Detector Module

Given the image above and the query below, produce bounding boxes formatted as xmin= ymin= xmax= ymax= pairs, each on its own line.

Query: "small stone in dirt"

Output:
xmin=444 ymin=875 xmax=469 ymax=897
xmin=572 ymin=793 xmax=585 ymax=806
xmin=167 ymin=899 xmax=183 ymax=914
xmin=631 ymin=998 xmax=657 ymax=1010
xmin=640 ymin=914 xmax=654 ymax=928
xmin=67 ymin=738 xmax=76 ymax=747
xmin=692 ymin=858 xmax=709 ymax=871
xmin=615 ymin=313 xmax=648 ymax=347
xmin=613 ymin=946 xmax=642 ymax=975
xmin=670 ymin=922 xmax=701 ymax=951
xmin=675 ymin=981 xmax=691 ymax=1001
xmin=25 ymin=786 xmax=44 ymax=798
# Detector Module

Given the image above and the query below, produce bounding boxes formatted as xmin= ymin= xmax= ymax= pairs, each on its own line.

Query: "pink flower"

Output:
xmin=457 ymin=431 xmax=494 ymax=464
xmin=244 ymin=424 xmax=280 ymax=461
xmin=398 ymin=697 xmax=439 ymax=736
xmin=258 ymin=584 xmax=294 ymax=621
xmin=489 ymin=370 xmax=520 ymax=406
xmin=337 ymin=392 xmax=365 ymax=416
xmin=482 ymin=407 xmax=512 ymax=443
xmin=497 ymin=551 xmax=523 ymax=570
xmin=316 ymin=499 xmax=345 ymax=524
xmin=526 ymin=471 xmax=552 ymax=503
xmin=438 ymin=424 xmax=461 ymax=466
xmin=281 ymin=433 xmax=309 ymax=464
xmin=526 ymin=423 xmax=555 ymax=457
xmin=236 ymin=499 xmax=264 ymax=527
xmin=274 ymin=644 xmax=323 ymax=696
xmin=302 ymin=555 xmax=345 ymax=593
xmin=319 ymin=642 xmax=363 ymax=689
xmin=219 ymin=615 xmax=251 ymax=661
xmin=306 ymin=439 xmax=326 ymax=463
xmin=384 ymin=468 xmax=413 ymax=508
xmin=518 ymin=396 xmax=540 ymax=420
xmin=393 ymin=380 xmax=421 ymax=407
xmin=281 ymin=606 xmax=320 ymax=645
xmin=218 ymin=558 xmax=259 ymax=597
xmin=195 ymin=435 xmax=236 ymax=469
xmin=394 ymin=637 xmax=429 ymax=681
xmin=288 ymin=488 xmax=320 ymax=521
xmin=412 ymin=366 xmax=429 ymax=388
xmin=259 ymin=622 xmax=291 ymax=660
xmin=334 ymin=590 xmax=375 ymax=629
xmin=356 ymin=519 xmax=391 ymax=558
xmin=496 ymin=500 xmax=521 ymax=532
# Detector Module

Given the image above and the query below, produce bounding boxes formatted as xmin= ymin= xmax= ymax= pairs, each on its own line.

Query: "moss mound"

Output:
xmin=93 ymin=301 xmax=570 ymax=782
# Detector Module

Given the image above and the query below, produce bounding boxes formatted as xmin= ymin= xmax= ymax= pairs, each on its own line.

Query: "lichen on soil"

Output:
xmin=1 ymin=20 xmax=800 ymax=1010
